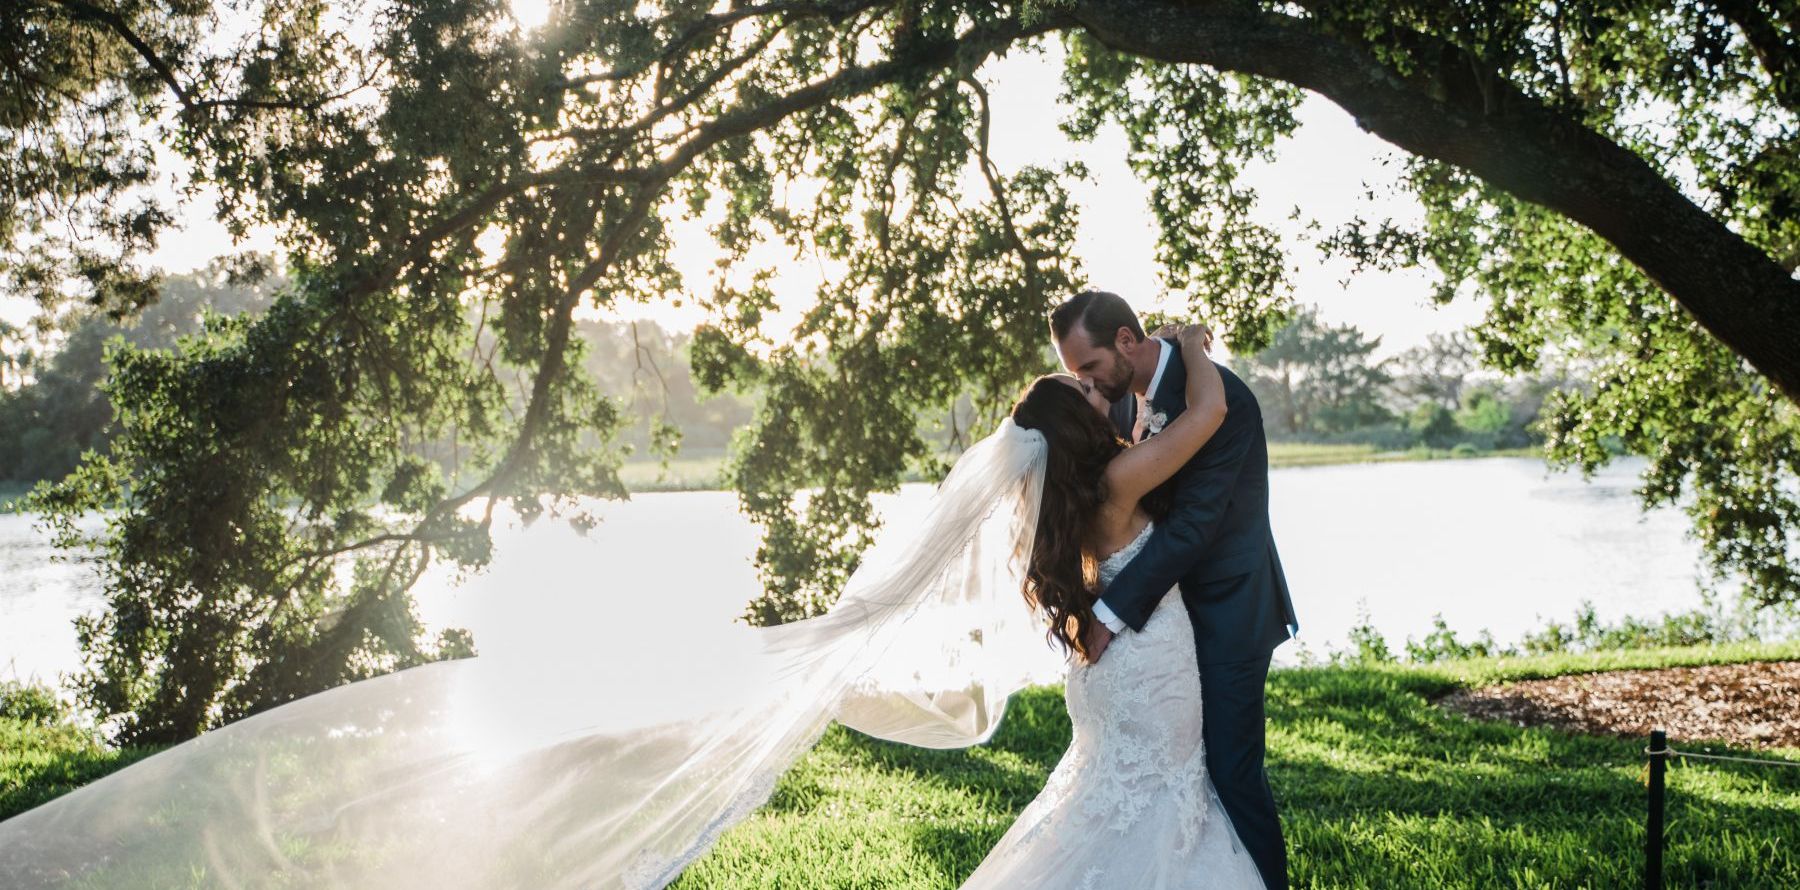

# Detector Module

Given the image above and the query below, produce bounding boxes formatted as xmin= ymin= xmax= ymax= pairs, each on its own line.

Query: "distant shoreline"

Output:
xmin=0 ymin=444 xmax=1544 ymax=511
xmin=614 ymin=443 xmax=1544 ymax=491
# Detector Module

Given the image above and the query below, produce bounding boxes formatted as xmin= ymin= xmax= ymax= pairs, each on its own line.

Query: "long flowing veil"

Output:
xmin=0 ymin=419 xmax=1061 ymax=888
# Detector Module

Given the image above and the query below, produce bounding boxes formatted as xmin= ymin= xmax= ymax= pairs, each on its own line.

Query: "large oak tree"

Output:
xmin=3 ymin=0 xmax=1794 ymax=742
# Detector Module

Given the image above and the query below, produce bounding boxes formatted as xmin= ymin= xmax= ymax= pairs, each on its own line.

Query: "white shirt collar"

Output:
xmin=1142 ymin=337 xmax=1173 ymax=403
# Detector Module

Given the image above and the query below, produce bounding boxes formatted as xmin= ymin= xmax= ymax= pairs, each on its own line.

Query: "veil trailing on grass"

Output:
xmin=0 ymin=419 xmax=1062 ymax=889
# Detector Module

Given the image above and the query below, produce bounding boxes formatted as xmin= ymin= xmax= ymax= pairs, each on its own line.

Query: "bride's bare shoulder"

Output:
xmin=1091 ymin=501 xmax=1150 ymax=560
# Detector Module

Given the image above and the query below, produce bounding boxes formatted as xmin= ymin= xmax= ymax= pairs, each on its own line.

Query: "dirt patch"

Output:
xmin=1438 ymin=660 xmax=1800 ymax=750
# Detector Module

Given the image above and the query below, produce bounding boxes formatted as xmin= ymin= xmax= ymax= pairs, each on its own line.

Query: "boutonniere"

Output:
xmin=1144 ymin=408 xmax=1170 ymax=436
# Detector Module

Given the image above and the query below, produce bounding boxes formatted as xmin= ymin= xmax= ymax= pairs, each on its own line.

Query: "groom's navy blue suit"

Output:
xmin=1102 ymin=339 xmax=1297 ymax=890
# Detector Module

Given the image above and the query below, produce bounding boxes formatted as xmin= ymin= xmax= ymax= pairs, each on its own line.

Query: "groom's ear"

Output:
xmin=1113 ymin=326 xmax=1139 ymax=354
xmin=1114 ymin=326 xmax=1154 ymax=362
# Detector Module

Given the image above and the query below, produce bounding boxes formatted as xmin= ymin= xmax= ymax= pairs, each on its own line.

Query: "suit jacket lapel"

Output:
xmin=1150 ymin=337 xmax=1185 ymax=416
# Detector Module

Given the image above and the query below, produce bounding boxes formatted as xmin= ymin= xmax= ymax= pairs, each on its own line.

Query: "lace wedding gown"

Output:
xmin=959 ymin=521 xmax=1267 ymax=890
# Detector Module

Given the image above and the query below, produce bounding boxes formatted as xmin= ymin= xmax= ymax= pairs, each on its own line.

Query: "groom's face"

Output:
xmin=1055 ymin=329 xmax=1135 ymax=407
xmin=1055 ymin=374 xmax=1112 ymax=418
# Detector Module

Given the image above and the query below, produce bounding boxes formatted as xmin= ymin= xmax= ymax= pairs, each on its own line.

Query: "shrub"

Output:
xmin=1407 ymin=403 xmax=1459 ymax=449
xmin=0 ymin=681 xmax=68 ymax=727
xmin=1324 ymin=597 xmax=1800 ymax=665
xmin=1334 ymin=603 xmax=1397 ymax=665
xmin=1405 ymin=615 xmax=1504 ymax=662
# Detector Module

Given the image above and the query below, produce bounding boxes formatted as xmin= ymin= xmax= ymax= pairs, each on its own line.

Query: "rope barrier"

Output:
xmin=1644 ymin=744 xmax=1800 ymax=769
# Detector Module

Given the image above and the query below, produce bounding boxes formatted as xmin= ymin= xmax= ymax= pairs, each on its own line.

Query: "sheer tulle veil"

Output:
xmin=0 ymin=419 xmax=1063 ymax=888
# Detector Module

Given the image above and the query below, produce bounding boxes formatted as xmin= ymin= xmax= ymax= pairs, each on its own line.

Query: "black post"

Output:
xmin=1647 ymin=729 xmax=1666 ymax=890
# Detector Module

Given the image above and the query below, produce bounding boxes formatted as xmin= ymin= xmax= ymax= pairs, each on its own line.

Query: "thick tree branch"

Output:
xmin=1065 ymin=0 xmax=1800 ymax=403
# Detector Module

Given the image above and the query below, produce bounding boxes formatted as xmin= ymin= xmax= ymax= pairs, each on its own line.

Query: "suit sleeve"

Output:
xmin=1097 ymin=386 xmax=1255 ymax=633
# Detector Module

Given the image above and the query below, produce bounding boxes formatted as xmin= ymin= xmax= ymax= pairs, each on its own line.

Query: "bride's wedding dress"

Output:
xmin=961 ymin=521 xmax=1266 ymax=889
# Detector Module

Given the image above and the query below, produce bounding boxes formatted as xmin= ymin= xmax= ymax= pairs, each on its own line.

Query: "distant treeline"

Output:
xmin=1232 ymin=305 xmax=1572 ymax=453
xmin=1 ymin=265 xmax=285 ymax=484
xmin=0 ymin=262 xmax=755 ymax=487
xmin=1 ymin=269 xmax=1572 ymax=488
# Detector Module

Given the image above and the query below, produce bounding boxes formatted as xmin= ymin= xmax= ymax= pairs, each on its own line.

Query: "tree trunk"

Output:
xmin=1065 ymin=0 xmax=1800 ymax=403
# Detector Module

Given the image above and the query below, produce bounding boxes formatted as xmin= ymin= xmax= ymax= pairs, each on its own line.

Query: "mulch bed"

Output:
xmin=1437 ymin=660 xmax=1800 ymax=750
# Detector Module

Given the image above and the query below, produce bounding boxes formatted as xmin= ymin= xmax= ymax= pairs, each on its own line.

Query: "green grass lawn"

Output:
xmin=675 ymin=641 xmax=1800 ymax=889
xmin=0 ymin=712 xmax=161 ymax=820
xmin=0 ymin=444 xmax=1547 ymax=513
xmin=7 ymin=643 xmax=1796 ymax=888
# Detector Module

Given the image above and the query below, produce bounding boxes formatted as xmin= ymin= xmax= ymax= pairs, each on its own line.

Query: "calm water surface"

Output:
xmin=0 ymin=457 xmax=1716 ymax=685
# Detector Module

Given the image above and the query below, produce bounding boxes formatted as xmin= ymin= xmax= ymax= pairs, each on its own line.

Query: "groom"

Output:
xmin=1051 ymin=290 xmax=1298 ymax=890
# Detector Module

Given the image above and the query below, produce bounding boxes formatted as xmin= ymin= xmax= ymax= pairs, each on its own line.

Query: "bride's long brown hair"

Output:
xmin=1009 ymin=375 xmax=1156 ymax=660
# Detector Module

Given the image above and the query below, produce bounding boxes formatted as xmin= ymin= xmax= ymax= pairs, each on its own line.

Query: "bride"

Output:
xmin=963 ymin=323 xmax=1264 ymax=888
xmin=0 ymin=326 xmax=1258 ymax=889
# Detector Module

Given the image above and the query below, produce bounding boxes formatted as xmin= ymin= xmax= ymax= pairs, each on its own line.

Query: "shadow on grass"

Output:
xmin=904 ymin=821 xmax=1008 ymax=885
xmin=761 ymin=685 xmax=1074 ymax=816
xmin=762 ymin=686 xmax=1073 ymax=881
xmin=1267 ymin=666 xmax=1800 ymax=887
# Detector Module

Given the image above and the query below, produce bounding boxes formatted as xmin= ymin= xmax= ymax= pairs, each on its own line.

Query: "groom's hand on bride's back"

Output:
xmin=1082 ymin=619 xmax=1115 ymax=664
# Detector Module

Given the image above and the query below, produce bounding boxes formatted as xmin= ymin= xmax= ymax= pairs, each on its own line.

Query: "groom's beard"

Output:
xmin=1095 ymin=352 xmax=1133 ymax=403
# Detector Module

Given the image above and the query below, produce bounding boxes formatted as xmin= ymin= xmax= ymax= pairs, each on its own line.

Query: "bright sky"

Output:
xmin=4 ymin=21 xmax=1485 ymax=360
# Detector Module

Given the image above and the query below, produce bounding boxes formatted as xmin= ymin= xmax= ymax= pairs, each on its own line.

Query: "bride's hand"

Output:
xmin=1177 ymin=322 xmax=1213 ymax=358
xmin=1150 ymin=321 xmax=1214 ymax=354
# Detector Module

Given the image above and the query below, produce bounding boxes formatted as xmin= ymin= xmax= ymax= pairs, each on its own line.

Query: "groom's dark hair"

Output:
xmin=1050 ymin=290 xmax=1145 ymax=348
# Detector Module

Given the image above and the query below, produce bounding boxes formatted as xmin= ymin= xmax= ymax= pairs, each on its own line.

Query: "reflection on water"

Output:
xmin=1266 ymin=457 xmax=1712 ymax=663
xmin=0 ymin=457 xmax=1731 ymax=684
xmin=0 ymin=511 xmax=110 ymax=685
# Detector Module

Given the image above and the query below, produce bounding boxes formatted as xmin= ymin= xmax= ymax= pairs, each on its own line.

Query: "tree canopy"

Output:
xmin=4 ymin=0 xmax=1796 ymax=742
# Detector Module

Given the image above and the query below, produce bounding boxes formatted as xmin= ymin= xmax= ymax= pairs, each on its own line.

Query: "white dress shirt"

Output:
xmin=1092 ymin=338 xmax=1172 ymax=634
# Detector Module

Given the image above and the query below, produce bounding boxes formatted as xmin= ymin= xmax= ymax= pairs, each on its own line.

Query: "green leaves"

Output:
xmin=1061 ymin=32 xmax=1302 ymax=352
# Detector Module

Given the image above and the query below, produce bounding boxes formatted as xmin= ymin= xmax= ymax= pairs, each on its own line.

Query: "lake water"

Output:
xmin=0 ymin=457 xmax=1724 ymax=686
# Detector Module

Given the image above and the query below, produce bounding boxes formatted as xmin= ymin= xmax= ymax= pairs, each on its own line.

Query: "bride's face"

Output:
xmin=1054 ymin=374 xmax=1112 ymax=420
